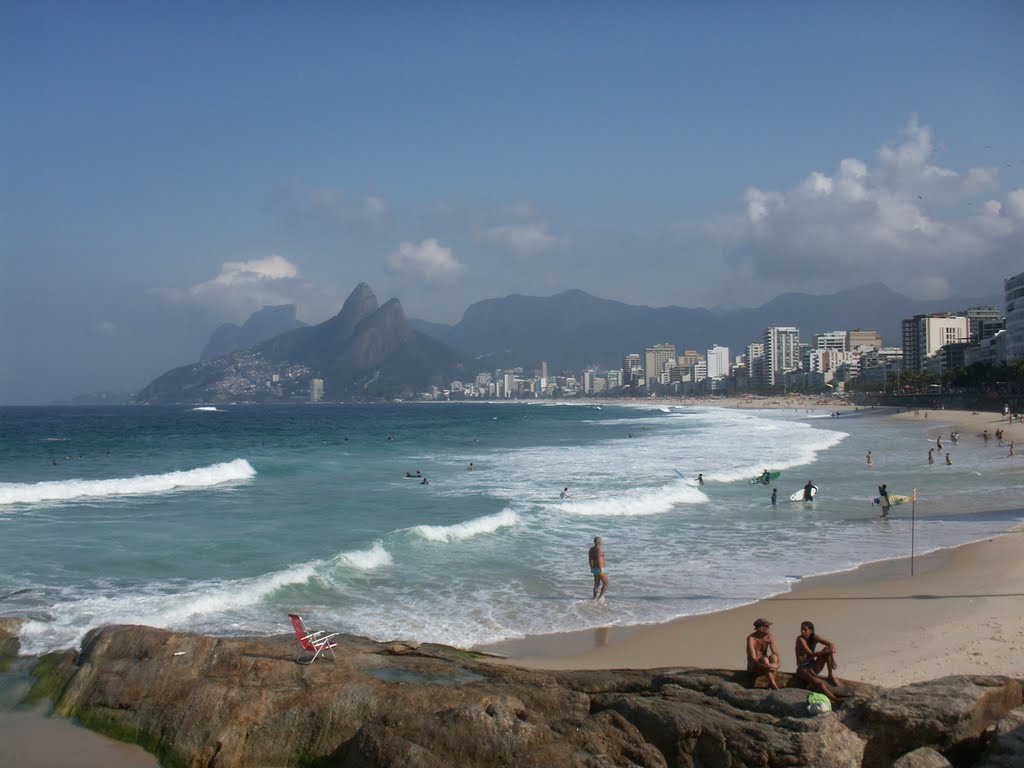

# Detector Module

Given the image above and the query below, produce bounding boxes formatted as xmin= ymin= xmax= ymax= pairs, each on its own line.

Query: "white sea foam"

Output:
xmin=411 ymin=509 xmax=519 ymax=542
xmin=560 ymin=483 xmax=707 ymax=517
xmin=335 ymin=541 xmax=393 ymax=570
xmin=192 ymin=406 xmax=221 ymax=412
xmin=0 ymin=458 xmax=255 ymax=505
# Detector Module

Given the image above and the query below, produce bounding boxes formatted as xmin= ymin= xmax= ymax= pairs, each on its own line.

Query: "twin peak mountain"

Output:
xmin=135 ymin=284 xmax=461 ymax=403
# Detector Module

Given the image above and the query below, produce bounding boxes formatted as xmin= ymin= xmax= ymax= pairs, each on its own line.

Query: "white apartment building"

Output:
xmin=812 ymin=331 xmax=847 ymax=351
xmin=762 ymin=327 xmax=800 ymax=386
xmin=901 ymin=314 xmax=969 ymax=372
xmin=1006 ymin=271 xmax=1024 ymax=361
xmin=706 ymin=345 xmax=730 ymax=379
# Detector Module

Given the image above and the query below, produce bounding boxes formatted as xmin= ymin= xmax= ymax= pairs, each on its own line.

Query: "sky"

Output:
xmin=2 ymin=2 xmax=1022 ymax=404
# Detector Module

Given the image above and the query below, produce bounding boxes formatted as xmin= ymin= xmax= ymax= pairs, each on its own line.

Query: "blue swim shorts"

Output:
xmin=591 ymin=567 xmax=604 ymax=576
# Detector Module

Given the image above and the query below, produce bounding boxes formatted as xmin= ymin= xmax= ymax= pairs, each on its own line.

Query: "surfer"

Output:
xmin=878 ymin=483 xmax=890 ymax=518
xmin=802 ymin=480 xmax=815 ymax=501
xmin=405 ymin=470 xmax=422 ymax=478
xmin=420 ymin=476 xmax=429 ymax=485
xmin=760 ymin=469 xmax=771 ymax=485
xmin=794 ymin=621 xmax=839 ymax=705
xmin=589 ymin=537 xmax=608 ymax=599
xmin=560 ymin=487 xmax=572 ymax=499
xmin=468 ymin=462 xmax=475 ymax=471
xmin=770 ymin=488 xmax=777 ymax=506
xmin=866 ymin=450 xmax=873 ymax=466
xmin=745 ymin=618 xmax=780 ymax=690
xmin=696 ymin=473 xmax=704 ymax=486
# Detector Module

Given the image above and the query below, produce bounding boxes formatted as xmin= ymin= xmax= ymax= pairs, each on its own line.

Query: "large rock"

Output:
xmin=841 ymin=675 xmax=1024 ymax=767
xmin=22 ymin=624 xmax=1024 ymax=767
xmin=976 ymin=705 xmax=1024 ymax=767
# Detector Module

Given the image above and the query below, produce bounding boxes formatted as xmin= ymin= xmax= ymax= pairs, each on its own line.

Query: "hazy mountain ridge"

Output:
xmin=410 ymin=282 xmax=1001 ymax=372
xmin=200 ymin=304 xmax=307 ymax=361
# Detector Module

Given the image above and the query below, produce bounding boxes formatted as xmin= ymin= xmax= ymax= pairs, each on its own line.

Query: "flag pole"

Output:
xmin=910 ymin=487 xmax=917 ymax=576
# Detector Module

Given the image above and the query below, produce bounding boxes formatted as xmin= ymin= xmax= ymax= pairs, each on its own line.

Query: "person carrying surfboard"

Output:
xmin=878 ymin=483 xmax=890 ymax=518
xmin=802 ymin=480 xmax=815 ymax=502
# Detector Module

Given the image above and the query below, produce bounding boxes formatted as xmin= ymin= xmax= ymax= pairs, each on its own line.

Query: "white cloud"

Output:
xmin=1006 ymin=188 xmax=1024 ymax=220
xmin=199 ymin=254 xmax=298 ymax=289
xmin=184 ymin=254 xmax=304 ymax=319
xmin=672 ymin=118 xmax=1021 ymax=302
xmin=386 ymin=238 xmax=463 ymax=281
xmin=479 ymin=221 xmax=569 ymax=255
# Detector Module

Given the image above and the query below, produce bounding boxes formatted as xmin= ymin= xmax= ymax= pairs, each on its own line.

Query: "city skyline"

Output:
xmin=2 ymin=3 xmax=1022 ymax=403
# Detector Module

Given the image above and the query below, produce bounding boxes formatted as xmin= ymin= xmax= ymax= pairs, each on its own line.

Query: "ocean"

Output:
xmin=2 ymin=402 xmax=1021 ymax=656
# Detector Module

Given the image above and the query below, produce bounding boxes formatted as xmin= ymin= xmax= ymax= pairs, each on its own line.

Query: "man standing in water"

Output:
xmin=589 ymin=537 xmax=608 ymax=600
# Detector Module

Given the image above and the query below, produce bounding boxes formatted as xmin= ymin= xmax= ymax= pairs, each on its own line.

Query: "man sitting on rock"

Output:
xmin=746 ymin=618 xmax=780 ymax=689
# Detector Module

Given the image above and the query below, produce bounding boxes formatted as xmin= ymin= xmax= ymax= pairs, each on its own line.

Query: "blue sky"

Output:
xmin=2 ymin=2 xmax=1022 ymax=403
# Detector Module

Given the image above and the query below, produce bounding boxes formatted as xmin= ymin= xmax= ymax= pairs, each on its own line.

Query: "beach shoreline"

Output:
xmin=478 ymin=404 xmax=1024 ymax=686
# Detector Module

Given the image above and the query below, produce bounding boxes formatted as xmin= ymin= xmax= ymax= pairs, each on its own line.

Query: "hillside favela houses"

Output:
xmin=426 ymin=270 xmax=1024 ymax=403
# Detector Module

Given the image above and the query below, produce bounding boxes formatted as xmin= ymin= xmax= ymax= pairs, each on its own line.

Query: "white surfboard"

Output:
xmin=790 ymin=485 xmax=818 ymax=501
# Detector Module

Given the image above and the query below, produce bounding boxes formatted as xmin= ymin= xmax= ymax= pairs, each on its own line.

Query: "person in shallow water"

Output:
xmin=588 ymin=536 xmax=608 ymax=599
xmin=802 ymin=480 xmax=815 ymax=501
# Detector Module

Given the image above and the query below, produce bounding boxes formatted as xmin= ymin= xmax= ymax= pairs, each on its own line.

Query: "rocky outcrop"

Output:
xmin=24 ymin=625 xmax=1024 ymax=768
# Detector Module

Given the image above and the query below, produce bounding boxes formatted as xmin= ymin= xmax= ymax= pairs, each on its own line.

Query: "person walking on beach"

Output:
xmin=746 ymin=618 xmax=780 ymax=689
xmin=945 ymin=452 xmax=952 ymax=465
xmin=589 ymin=537 xmax=608 ymax=600
xmin=866 ymin=450 xmax=873 ymax=466
xmin=1009 ymin=441 xmax=1016 ymax=458
xmin=936 ymin=436 xmax=943 ymax=450
xmin=794 ymin=621 xmax=839 ymax=706
xmin=878 ymin=483 xmax=891 ymax=518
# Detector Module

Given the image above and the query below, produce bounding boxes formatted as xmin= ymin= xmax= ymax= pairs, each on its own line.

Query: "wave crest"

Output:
xmin=411 ymin=509 xmax=519 ymax=542
xmin=0 ymin=459 xmax=256 ymax=505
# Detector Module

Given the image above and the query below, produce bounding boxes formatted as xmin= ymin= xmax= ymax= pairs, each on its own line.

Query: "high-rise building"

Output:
xmin=622 ymin=353 xmax=642 ymax=387
xmin=812 ymin=331 xmax=847 ymax=351
xmin=310 ymin=378 xmax=324 ymax=403
xmin=847 ymin=329 xmax=883 ymax=350
xmin=1002 ymin=271 xmax=1024 ymax=360
xmin=644 ymin=344 xmax=676 ymax=388
xmin=762 ymin=327 xmax=800 ymax=386
xmin=706 ymin=345 xmax=730 ymax=379
xmin=901 ymin=314 xmax=970 ymax=372
xmin=961 ymin=306 xmax=1003 ymax=342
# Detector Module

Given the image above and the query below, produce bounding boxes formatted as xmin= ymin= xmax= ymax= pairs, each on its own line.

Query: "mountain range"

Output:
xmin=409 ymin=282 xmax=1000 ymax=373
xmin=134 ymin=282 xmax=1000 ymax=402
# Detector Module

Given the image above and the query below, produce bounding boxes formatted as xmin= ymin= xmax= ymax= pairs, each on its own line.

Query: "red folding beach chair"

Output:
xmin=288 ymin=613 xmax=339 ymax=664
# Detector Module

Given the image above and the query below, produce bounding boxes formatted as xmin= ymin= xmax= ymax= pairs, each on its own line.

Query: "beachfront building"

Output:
xmin=965 ymin=330 xmax=1010 ymax=367
xmin=901 ymin=314 xmax=970 ymax=373
xmin=812 ymin=331 xmax=847 ymax=352
xmin=847 ymin=329 xmax=883 ymax=351
xmin=706 ymin=345 xmax=730 ymax=379
xmin=1006 ymin=271 xmax=1024 ymax=361
xmin=961 ymin=306 xmax=1004 ymax=342
xmin=622 ymin=353 xmax=643 ymax=389
xmin=762 ymin=327 xmax=800 ymax=386
xmin=644 ymin=343 xmax=677 ymax=389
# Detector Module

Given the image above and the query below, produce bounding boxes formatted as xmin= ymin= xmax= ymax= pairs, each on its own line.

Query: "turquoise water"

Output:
xmin=1 ymin=403 xmax=1021 ymax=655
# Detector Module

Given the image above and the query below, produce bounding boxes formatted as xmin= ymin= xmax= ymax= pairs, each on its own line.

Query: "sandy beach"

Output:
xmin=485 ymin=406 xmax=1024 ymax=687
